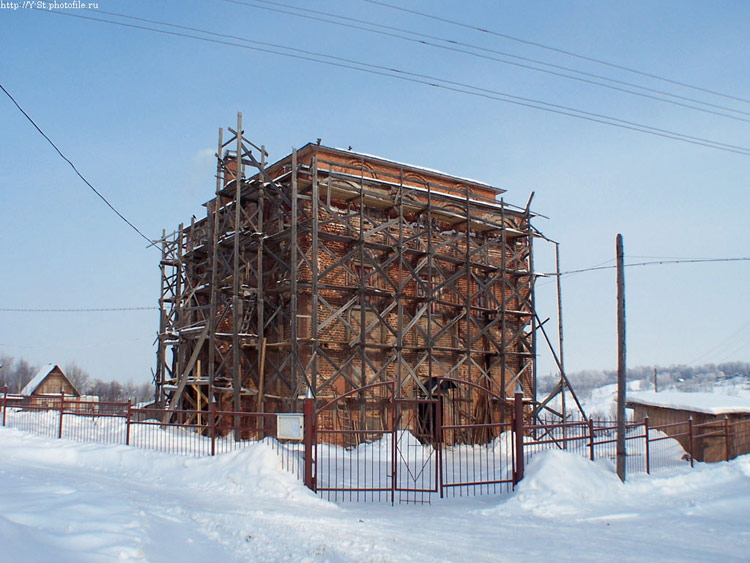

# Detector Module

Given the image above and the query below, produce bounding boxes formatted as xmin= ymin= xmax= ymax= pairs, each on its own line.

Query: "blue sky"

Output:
xmin=1 ymin=0 xmax=748 ymax=385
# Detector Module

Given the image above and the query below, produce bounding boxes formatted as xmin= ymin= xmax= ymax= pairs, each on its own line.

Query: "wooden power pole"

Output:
xmin=616 ymin=234 xmax=627 ymax=482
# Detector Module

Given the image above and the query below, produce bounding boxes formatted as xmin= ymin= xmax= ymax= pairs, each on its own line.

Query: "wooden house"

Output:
xmin=628 ymin=391 xmax=750 ymax=462
xmin=21 ymin=364 xmax=81 ymax=406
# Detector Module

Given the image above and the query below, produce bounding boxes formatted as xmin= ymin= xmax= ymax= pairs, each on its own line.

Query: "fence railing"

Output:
xmin=2 ymin=386 xmax=747 ymax=503
xmin=523 ymin=414 xmax=747 ymax=473
xmin=0 ymin=389 xmax=303 ymax=478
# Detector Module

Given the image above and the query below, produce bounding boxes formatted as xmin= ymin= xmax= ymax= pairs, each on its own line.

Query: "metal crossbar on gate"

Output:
xmin=309 ymin=379 xmax=517 ymax=503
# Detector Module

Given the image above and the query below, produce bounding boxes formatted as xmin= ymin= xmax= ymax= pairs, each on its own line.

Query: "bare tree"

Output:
xmin=14 ymin=358 xmax=37 ymax=394
xmin=64 ymin=361 xmax=91 ymax=395
xmin=0 ymin=355 xmax=38 ymax=393
xmin=0 ymin=353 xmax=13 ymax=389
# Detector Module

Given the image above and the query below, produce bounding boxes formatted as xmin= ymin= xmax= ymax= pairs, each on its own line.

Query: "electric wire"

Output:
xmin=85 ymin=8 xmax=750 ymax=152
xmin=221 ymin=0 xmax=750 ymax=122
xmin=543 ymin=256 xmax=750 ymax=278
xmin=363 ymin=0 xmax=750 ymax=105
xmin=687 ymin=321 xmax=750 ymax=365
xmin=5 ymin=257 xmax=748 ymax=312
xmin=535 ymin=257 xmax=613 ymax=286
xmin=42 ymin=9 xmax=750 ymax=156
xmin=715 ymin=339 xmax=750 ymax=365
xmin=0 ymin=307 xmax=157 ymax=312
xmin=629 ymin=254 xmax=740 ymax=260
xmin=0 ymin=83 xmax=155 ymax=246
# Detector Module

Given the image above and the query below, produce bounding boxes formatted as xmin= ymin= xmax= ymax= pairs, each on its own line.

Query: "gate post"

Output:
xmin=210 ymin=401 xmax=216 ymax=456
xmin=724 ymin=416 xmax=730 ymax=462
xmin=688 ymin=417 xmax=694 ymax=468
xmin=436 ymin=386 xmax=444 ymax=499
xmin=58 ymin=391 xmax=65 ymax=439
xmin=303 ymin=397 xmax=315 ymax=491
xmin=1 ymin=386 xmax=6 ymax=427
xmin=125 ymin=399 xmax=132 ymax=446
xmin=394 ymin=399 xmax=400 ymax=505
xmin=644 ymin=416 xmax=650 ymax=474
xmin=513 ymin=388 xmax=524 ymax=485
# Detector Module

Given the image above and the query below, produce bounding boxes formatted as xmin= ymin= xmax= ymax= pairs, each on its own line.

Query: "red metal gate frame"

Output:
xmin=312 ymin=381 xmax=396 ymax=502
xmin=392 ymin=397 xmax=440 ymax=502
xmin=309 ymin=378 xmax=519 ymax=502
xmin=434 ymin=377 xmax=516 ymax=497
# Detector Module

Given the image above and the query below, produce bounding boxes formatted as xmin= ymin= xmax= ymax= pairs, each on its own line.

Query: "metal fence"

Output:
xmin=312 ymin=400 xmax=515 ymax=504
xmin=0 ymin=389 xmax=303 ymax=478
xmin=524 ymin=414 xmax=747 ymax=474
xmin=309 ymin=381 xmax=517 ymax=504
xmin=2 ymin=387 xmax=747 ymax=505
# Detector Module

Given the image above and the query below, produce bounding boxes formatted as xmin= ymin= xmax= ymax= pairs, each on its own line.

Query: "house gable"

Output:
xmin=21 ymin=364 xmax=81 ymax=397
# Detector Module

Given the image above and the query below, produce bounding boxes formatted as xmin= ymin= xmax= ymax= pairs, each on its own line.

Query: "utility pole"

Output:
xmin=616 ymin=234 xmax=626 ymax=482
xmin=555 ymin=242 xmax=567 ymax=447
xmin=555 ymin=243 xmax=565 ymax=416
xmin=653 ymin=368 xmax=658 ymax=393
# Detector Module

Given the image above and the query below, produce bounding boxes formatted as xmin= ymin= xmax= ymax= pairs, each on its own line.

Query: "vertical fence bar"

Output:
xmin=437 ymin=393 xmax=444 ymax=499
xmin=644 ymin=416 xmax=650 ymax=474
xmin=210 ymin=402 xmax=216 ymax=456
xmin=303 ymin=398 xmax=315 ymax=491
xmin=513 ymin=390 xmax=524 ymax=485
xmin=1 ymin=386 xmax=6 ymax=427
xmin=511 ymin=420 xmax=515 ymax=490
xmin=391 ymin=400 xmax=400 ymax=506
xmin=58 ymin=391 xmax=65 ymax=439
xmin=125 ymin=399 xmax=132 ymax=446
xmin=724 ymin=416 xmax=730 ymax=462
xmin=688 ymin=417 xmax=694 ymax=468
xmin=588 ymin=418 xmax=595 ymax=461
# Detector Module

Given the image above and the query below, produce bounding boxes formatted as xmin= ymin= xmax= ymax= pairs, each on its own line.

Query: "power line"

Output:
xmin=687 ymin=321 xmax=750 ymax=365
xmin=629 ymin=254 xmax=742 ymax=260
xmin=222 ymin=0 xmax=750 ymax=122
xmin=543 ymin=256 xmax=750 ymax=278
xmin=535 ymin=257 xmax=614 ymax=287
xmin=0 ymin=83 xmax=155 ymax=247
xmin=0 ymin=307 xmax=157 ymax=312
xmin=42 ymin=9 xmax=750 ymax=156
xmin=7 ymin=256 xmax=749 ymax=311
xmin=363 ymin=0 xmax=750 ymax=105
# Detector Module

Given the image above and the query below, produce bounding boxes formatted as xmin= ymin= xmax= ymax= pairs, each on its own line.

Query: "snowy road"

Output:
xmin=1 ymin=427 xmax=749 ymax=562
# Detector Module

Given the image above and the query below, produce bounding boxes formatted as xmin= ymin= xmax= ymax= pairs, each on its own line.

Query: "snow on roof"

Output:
xmin=20 ymin=364 xmax=59 ymax=396
xmin=627 ymin=391 xmax=750 ymax=415
xmin=331 ymin=146 xmax=504 ymax=192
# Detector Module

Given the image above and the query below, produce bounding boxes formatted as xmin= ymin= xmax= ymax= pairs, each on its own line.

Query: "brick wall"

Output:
xmin=173 ymin=144 xmax=535 ymax=435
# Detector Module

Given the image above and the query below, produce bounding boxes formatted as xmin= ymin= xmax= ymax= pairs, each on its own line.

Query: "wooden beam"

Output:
xmin=166 ymin=323 xmax=210 ymax=414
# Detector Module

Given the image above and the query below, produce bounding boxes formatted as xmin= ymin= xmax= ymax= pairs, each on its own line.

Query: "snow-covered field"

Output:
xmin=2 ymin=426 xmax=749 ymax=562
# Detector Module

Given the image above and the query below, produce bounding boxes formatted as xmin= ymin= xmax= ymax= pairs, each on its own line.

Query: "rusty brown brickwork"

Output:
xmin=157 ymin=131 xmax=536 ymax=440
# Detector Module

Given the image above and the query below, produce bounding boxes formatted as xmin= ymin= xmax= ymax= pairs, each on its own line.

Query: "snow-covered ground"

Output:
xmin=1 ymin=426 xmax=749 ymax=562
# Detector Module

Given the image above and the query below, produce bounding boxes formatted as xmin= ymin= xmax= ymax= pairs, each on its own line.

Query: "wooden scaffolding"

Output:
xmin=155 ymin=114 xmax=540 ymax=431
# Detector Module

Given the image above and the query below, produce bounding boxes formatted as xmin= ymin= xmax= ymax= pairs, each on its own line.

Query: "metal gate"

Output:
xmin=437 ymin=378 xmax=515 ymax=498
xmin=312 ymin=379 xmax=515 ymax=503
xmin=392 ymin=398 xmax=439 ymax=503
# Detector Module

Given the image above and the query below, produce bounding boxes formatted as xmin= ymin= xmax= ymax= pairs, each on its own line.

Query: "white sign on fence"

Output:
xmin=276 ymin=413 xmax=304 ymax=441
